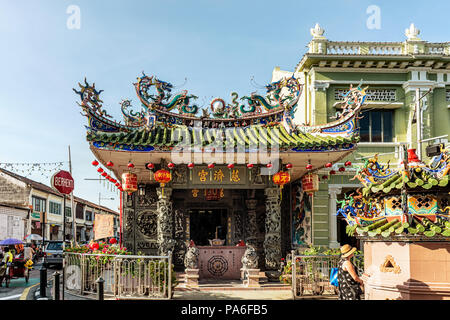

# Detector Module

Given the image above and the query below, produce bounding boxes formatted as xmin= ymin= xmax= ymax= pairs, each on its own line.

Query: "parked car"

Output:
xmin=43 ymin=241 xmax=64 ymax=268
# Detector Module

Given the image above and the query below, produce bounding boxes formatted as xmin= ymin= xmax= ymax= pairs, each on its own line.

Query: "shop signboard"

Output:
xmin=94 ymin=214 xmax=114 ymax=240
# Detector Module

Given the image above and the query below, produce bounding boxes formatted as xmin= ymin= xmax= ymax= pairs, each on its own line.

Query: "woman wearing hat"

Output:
xmin=337 ymin=244 xmax=364 ymax=300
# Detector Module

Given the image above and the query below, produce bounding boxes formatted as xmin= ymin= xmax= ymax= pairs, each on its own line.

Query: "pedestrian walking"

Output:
xmin=337 ymin=244 xmax=364 ymax=300
xmin=24 ymin=244 xmax=35 ymax=262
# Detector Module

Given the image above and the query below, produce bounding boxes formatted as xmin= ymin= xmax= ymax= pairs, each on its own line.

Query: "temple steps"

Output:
xmin=174 ymin=272 xmax=291 ymax=291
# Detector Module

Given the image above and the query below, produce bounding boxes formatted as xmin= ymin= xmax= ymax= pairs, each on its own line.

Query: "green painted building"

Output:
xmin=274 ymin=23 xmax=450 ymax=248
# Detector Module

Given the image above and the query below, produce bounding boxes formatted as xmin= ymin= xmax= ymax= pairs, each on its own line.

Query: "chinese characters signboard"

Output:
xmin=301 ymin=174 xmax=319 ymax=193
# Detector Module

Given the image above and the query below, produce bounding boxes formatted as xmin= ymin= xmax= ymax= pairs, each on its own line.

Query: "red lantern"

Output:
xmin=101 ymin=172 xmax=107 ymax=177
xmin=286 ymin=163 xmax=293 ymax=170
xmin=345 ymin=161 xmax=352 ymax=167
xmin=339 ymin=167 xmax=346 ymax=172
xmin=272 ymin=171 xmax=291 ymax=200
xmin=247 ymin=163 xmax=254 ymax=169
xmin=227 ymin=163 xmax=234 ymax=169
xmin=127 ymin=162 xmax=134 ymax=169
xmin=121 ymin=172 xmax=138 ymax=194
xmin=168 ymin=163 xmax=175 ymax=169
xmin=106 ymin=161 xmax=114 ymax=167
xmin=330 ymin=170 xmax=336 ymax=175
xmin=92 ymin=160 xmax=99 ymax=166
xmin=109 ymin=238 xmax=117 ymax=245
xmin=322 ymin=175 xmax=328 ymax=180
xmin=154 ymin=169 xmax=172 ymax=195
xmin=325 ymin=162 xmax=333 ymax=168
xmin=97 ymin=168 xmax=104 ymax=173
xmin=187 ymin=163 xmax=194 ymax=169
xmin=208 ymin=163 xmax=215 ymax=169
xmin=306 ymin=164 xmax=313 ymax=170
xmin=266 ymin=163 xmax=273 ymax=169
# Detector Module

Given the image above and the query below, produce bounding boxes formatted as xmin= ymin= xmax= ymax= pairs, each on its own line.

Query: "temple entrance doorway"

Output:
xmin=189 ymin=208 xmax=228 ymax=246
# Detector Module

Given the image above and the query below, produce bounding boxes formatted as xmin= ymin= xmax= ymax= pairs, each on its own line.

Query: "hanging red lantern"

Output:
xmin=322 ymin=175 xmax=328 ymax=180
xmin=121 ymin=172 xmax=138 ymax=194
xmin=101 ymin=172 xmax=107 ymax=177
xmin=272 ymin=171 xmax=291 ymax=200
xmin=187 ymin=163 xmax=194 ymax=181
xmin=154 ymin=169 xmax=172 ymax=196
xmin=168 ymin=163 xmax=175 ymax=169
xmin=266 ymin=163 xmax=273 ymax=169
xmin=227 ymin=164 xmax=235 ymax=181
xmin=97 ymin=168 xmax=104 ymax=173
xmin=208 ymin=163 xmax=215 ymax=169
xmin=339 ymin=167 xmax=346 ymax=172
xmin=247 ymin=163 xmax=254 ymax=169
xmin=330 ymin=170 xmax=336 ymax=175
xmin=106 ymin=161 xmax=114 ymax=167
xmin=325 ymin=162 xmax=333 ymax=168
xmin=92 ymin=160 xmax=99 ymax=166
xmin=286 ymin=163 xmax=293 ymax=170
xmin=127 ymin=162 xmax=135 ymax=169
xmin=345 ymin=161 xmax=352 ymax=167
xmin=306 ymin=164 xmax=313 ymax=170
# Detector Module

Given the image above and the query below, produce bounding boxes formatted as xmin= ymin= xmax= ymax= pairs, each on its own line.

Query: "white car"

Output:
xmin=43 ymin=241 xmax=64 ymax=268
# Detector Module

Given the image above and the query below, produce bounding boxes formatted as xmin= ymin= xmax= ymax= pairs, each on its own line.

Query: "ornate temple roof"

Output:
xmin=339 ymin=147 xmax=450 ymax=240
xmin=75 ymin=73 xmax=367 ymax=181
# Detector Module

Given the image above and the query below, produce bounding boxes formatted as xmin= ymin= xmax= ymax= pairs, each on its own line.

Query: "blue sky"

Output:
xmin=0 ymin=0 xmax=448 ymax=211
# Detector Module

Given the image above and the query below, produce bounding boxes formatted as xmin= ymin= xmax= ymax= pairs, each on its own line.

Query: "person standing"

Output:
xmin=337 ymin=244 xmax=364 ymax=300
xmin=24 ymin=245 xmax=34 ymax=262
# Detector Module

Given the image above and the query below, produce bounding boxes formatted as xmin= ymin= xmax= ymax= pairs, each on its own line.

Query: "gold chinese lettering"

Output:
xmin=198 ymin=169 xmax=208 ymax=182
xmin=214 ymin=169 xmax=225 ymax=182
xmin=231 ymin=169 xmax=240 ymax=182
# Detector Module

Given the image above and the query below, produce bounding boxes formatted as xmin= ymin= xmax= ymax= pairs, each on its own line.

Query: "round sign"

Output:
xmin=51 ymin=170 xmax=74 ymax=195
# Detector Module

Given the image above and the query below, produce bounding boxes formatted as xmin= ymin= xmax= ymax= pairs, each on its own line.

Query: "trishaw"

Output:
xmin=0 ymin=253 xmax=33 ymax=287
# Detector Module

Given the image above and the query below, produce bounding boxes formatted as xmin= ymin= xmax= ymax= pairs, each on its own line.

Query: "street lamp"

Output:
xmin=99 ymin=193 xmax=115 ymax=206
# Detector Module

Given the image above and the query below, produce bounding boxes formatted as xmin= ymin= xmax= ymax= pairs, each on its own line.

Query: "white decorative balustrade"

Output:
xmin=368 ymin=45 xmax=403 ymax=55
xmin=327 ymin=44 xmax=360 ymax=55
xmin=323 ymin=41 xmax=449 ymax=56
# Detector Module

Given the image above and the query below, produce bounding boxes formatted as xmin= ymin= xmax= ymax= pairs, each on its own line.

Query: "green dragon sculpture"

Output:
xmin=134 ymin=73 xmax=199 ymax=115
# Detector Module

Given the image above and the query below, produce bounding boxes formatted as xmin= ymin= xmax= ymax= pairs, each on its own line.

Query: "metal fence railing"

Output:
xmin=64 ymin=252 xmax=173 ymax=300
xmin=290 ymin=251 xmax=364 ymax=299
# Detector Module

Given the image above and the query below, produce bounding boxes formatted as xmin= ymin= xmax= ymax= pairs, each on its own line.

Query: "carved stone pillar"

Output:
xmin=264 ymin=187 xmax=282 ymax=276
xmin=156 ymin=187 xmax=175 ymax=256
xmin=245 ymin=199 xmax=258 ymax=246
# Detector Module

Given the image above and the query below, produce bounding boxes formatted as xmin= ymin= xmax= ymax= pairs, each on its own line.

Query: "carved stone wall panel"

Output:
xmin=136 ymin=210 xmax=158 ymax=239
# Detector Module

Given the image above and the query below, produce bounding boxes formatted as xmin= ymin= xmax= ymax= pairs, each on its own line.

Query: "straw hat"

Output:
xmin=340 ymin=244 xmax=357 ymax=258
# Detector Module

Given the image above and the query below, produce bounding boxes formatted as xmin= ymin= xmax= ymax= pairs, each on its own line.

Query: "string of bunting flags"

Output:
xmin=0 ymin=162 xmax=65 ymax=179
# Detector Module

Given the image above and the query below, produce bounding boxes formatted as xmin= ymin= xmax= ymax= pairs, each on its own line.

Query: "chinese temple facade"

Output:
xmin=75 ymin=69 xmax=366 ymax=278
